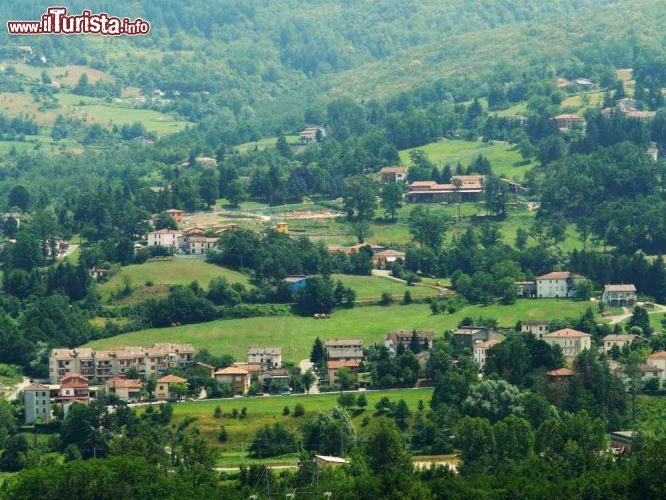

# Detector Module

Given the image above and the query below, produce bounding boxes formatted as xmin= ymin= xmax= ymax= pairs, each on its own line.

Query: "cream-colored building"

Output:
xmin=646 ymin=352 xmax=666 ymax=385
xmin=49 ymin=343 xmax=195 ymax=384
xmin=214 ymin=366 xmax=250 ymax=394
xmin=24 ymin=384 xmax=51 ymax=424
xmin=536 ymin=272 xmax=585 ymax=298
xmin=147 ymin=228 xmax=182 ymax=248
xmin=542 ymin=328 xmax=591 ymax=362
xmin=601 ymin=334 xmax=644 ymax=353
xmin=473 ymin=338 xmax=503 ymax=370
xmin=187 ymin=236 xmax=218 ymax=255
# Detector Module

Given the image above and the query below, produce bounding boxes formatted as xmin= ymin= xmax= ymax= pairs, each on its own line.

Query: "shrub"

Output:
xmin=283 ymin=406 xmax=290 ymax=416
xmin=293 ymin=403 xmax=305 ymax=417
xmin=218 ymin=425 xmax=228 ymax=442
xmin=380 ymin=292 xmax=393 ymax=306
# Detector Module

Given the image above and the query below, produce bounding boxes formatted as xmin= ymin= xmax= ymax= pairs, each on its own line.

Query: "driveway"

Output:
xmin=298 ymin=358 xmax=319 ymax=394
xmin=4 ymin=376 xmax=30 ymax=401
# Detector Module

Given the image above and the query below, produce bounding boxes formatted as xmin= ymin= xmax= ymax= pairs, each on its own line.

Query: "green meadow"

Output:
xmin=86 ymin=299 xmax=590 ymax=362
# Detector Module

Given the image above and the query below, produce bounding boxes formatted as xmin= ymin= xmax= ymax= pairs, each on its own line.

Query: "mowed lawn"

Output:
xmin=399 ymin=138 xmax=533 ymax=180
xmin=86 ymin=299 xmax=590 ymax=361
xmin=99 ymin=259 xmax=249 ymax=302
xmin=332 ymin=274 xmax=438 ymax=301
xmin=168 ymin=387 xmax=434 ymax=459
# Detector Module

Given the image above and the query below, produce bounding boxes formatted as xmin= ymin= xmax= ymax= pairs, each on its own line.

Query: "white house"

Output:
xmin=24 ymin=384 xmax=51 ymax=424
xmin=536 ymin=272 xmax=585 ymax=298
xmin=543 ymin=328 xmax=591 ymax=363
xmin=147 ymin=229 xmax=182 ymax=249
xmin=646 ymin=352 xmax=666 ymax=385
xmin=602 ymin=284 xmax=637 ymax=307
xmin=325 ymin=339 xmax=364 ymax=361
xmin=187 ymin=236 xmax=218 ymax=255
xmin=601 ymin=334 xmax=645 ymax=353
xmin=299 ymin=126 xmax=326 ymax=144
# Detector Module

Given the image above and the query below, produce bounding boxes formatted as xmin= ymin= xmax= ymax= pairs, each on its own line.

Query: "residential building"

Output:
xmin=372 ymin=249 xmax=406 ymax=269
xmin=602 ymin=284 xmax=637 ymax=307
xmin=327 ymin=360 xmax=360 ymax=386
xmin=283 ymin=276 xmax=308 ymax=297
xmin=275 ymin=222 xmax=289 ymax=234
xmin=452 ymin=326 xmax=499 ymax=350
xmin=248 ymin=347 xmax=282 ymax=369
xmin=259 ymin=369 xmax=292 ymax=392
xmin=542 ymin=329 xmax=591 ymax=362
xmin=56 ymin=374 xmax=90 ymax=405
xmin=610 ymin=431 xmax=636 ymax=453
xmin=155 ymin=374 xmax=188 ymax=401
xmin=325 ymin=339 xmax=364 ymax=361
xmin=195 ymin=362 xmax=216 ymax=378
xmin=609 ymin=360 xmax=663 ymax=385
xmin=231 ymin=362 xmax=264 ymax=381
xmin=105 ymin=377 xmax=143 ymax=402
xmin=379 ymin=166 xmax=409 ymax=183
xmin=473 ymin=338 xmax=503 ymax=369
xmin=182 ymin=225 xmax=206 ymax=237
xmin=535 ymin=272 xmax=585 ymax=298
xmin=187 ymin=236 xmax=218 ymax=255
xmin=546 ymin=368 xmax=575 ymax=382
xmin=214 ymin=366 xmax=250 ymax=394
xmin=646 ymin=352 xmax=666 ymax=384
xmin=147 ymin=228 xmax=182 ymax=249
xmin=405 ymin=175 xmax=485 ymax=203
xmin=299 ymin=126 xmax=326 ymax=144
xmin=601 ymin=334 xmax=645 ymax=353
xmin=384 ymin=330 xmax=434 ymax=355
xmin=24 ymin=384 xmax=51 ymax=424
xmin=554 ymin=114 xmax=585 ymax=131
xmin=521 ymin=321 xmax=551 ymax=339
xmin=165 ymin=208 xmax=185 ymax=225
xmin=49 ymin=344 xmax=196 ymax=384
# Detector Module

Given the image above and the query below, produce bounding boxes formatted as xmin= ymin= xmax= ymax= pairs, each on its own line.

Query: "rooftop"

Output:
xmin=536 ymin=271 xmax=585 ymax=280
xmin=379 ymin=166 xmax=409 ymax=174
xmin=327 ymin=360 xmax=361 ymax=369
xmin=544 ymin=328 xmax=591 ymax=339
xmin=248 ymin=347 xmax=282 ymax=355
xmin=325 ymin=339 xmax=363 ymax=347
xmin=214 ymin=367 xmax=249 ymax=376
xmin=647 ymin=351 xmax=666 ymax=360
xmin=157 ymin=375 xmax=187 ymax=383
xmin=475 ymin=339 xmax=503 ymax=349
xmin=546 ymin=368 xmax=575 ymax=377
xmin=603 ymin=284 xmax=637 ymax=292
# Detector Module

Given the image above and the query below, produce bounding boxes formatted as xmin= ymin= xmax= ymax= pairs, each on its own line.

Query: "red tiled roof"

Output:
xmin=327 ymin=360 xmax=360 ymax=369
xmin=547 ymin=368 xmax=575 ymax=376
xmin=536 ymin=272 xmax=585 ymax=280
xmin=214 ymin=367 xmax=248 ymax=376
xmin=544 ymin=328 xmax=590 ymax=339
xmin=380 ymin=166 xmax=408 ymax=174
xmin=475 ymin=339 xmax=503 ymax=349
xmin=647 ymin=351 xmax=666 ymax=360
xmin=106 ymin=377 xmax=142 ymax=389
xmin=157 ymin=375 xmax=187 ymax=383
xmin=604 ymin=284 xmax=636 ymax=292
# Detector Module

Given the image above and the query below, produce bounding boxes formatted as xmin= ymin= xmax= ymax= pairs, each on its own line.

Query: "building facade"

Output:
xmin=535 ymin=272 xmax=585 ymax=298
xmin=248 ymin=347 xmax=282 ymax=369
xmin=473 ymin=338 xmax=503 ymax=369
xmin=49 ymin=343 xmax=196 ymax=384
xmin=602 ymin=284 xmax=637 ymax=307
xmin=24 ymin=384 xmax=51 ymax=424
xmin=521 ymin=321 xmax=551 ymax=339
xmin=325 ymin=339 xmax=364 ymax=361
xmin=214 ymin=366 xmax=250 ymax=394
xmin=147 ymin=229 xmax=182 ymax=248
xmin=379 ymin=166 xmax=408 ymax=182
xmin=542 ymin=328 xmax=591 ymax=362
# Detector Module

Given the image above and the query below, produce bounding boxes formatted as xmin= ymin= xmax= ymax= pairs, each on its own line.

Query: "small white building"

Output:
xmin=299 ymin=126 xmax=326 ymax=144
xmin=521 ymin=321 xmax=550 ymax=339
xmin=602 ymin=284 xmax=636 ymax=307
xmin=646 ymin=352 xmax=666 ymax=385
xmin=536 ymin=272 xmax=585 ymax=298
xmin=325 ymin=339 xmax=364 ymax=361
xmin=147 ymin=229 xmax=182 ymax=248
xmin=24 ymin=383 xmax=51 ymax=424
xmin=601 ymin=334 xmax=644 ymax=353
xmin=542 ymin=328 xmax=591 ymax=363
xmin=248 ymin=347 xmax=282 ymax=369
xmin=187 ymin=236 xmax=218 ymax=255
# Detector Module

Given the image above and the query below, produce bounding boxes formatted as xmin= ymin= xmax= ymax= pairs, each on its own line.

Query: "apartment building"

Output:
xmin=49 ymin=343 xmax=196 ymax=384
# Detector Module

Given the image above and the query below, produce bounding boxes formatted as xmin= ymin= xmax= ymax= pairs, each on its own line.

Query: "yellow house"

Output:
xmin=155 ymin=374 xmax=187 ymax=400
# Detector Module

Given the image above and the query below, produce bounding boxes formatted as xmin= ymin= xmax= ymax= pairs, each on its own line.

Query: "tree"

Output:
xmin=462 ymin=379 xmax=523 ymax=423
xmin=344 ymin=175 xmax=377 ymax=221
xmin=226 ymin=179 xmax=247 ymax=207
xmin=8 ymin=185 xmax=30 ymax=211
xmin=453 ymin=417 xmax=494 ymax=467
xmin=63 ymin=443 xmax=82 ymax=462
xmin=409 ymin=205 xmax=447 ymax=248
xmin=628 ymin=306 xmax=652 ymax=335
xmin=170 ymin=382 xmax=188 ymax=401
xmin=357 ymin=393 xmax=368 ymax=410
xmin=0 ymin=434 xmax=29 ymax=472
xmin=452 ymin=177 xmax=463 ymax=222
xmin=362 ymin=417 xmax=410 ymax=474
xmin=380 ymin=183 xmax=403 ymax=220
xmin=310 ymin=337 xmax=326 ymax=364
xmin=335 ymin=367 xmax=355 ymax=390
xmin=515 ymin=227 xmax=529 ymax=250
xmin=337 ymin=392 xmax=356 ymax=409
xmin=302 ymin=408 xmax=356 ymax=455
xmin=483 ymin=174 xmax=508 ymax=217
xmin=574 ymin=279 xmax=594 ymax=301
xmin=275 ymin=134 xmax=292 ymax=158
xmin=293 ymin=403 xmax=305 ymax=417
xmin=249 ymin=423 xmax=294 ymax=458
xmin=403 ymin=290 xmax=412 ymax=305
xmin=302 ymin=371 xmax=315 ymax=394
xmin=146 ymin=375 xmax=157 ymax=402
xmin=493 ymin=415 xmax=534 ymax=461
xmin=294 ymin=276 xmax=336 ymax=315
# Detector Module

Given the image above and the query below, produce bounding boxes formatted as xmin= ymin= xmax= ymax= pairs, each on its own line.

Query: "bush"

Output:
xmin=214 ymin=406 xmax=222 ymax=419
xmin=218 ymin=425 xmax=228 ymax=442
xmin=293 ymin=403 xmax=305 ymax=417
xmin=240 ymin=407 xmax=247 ymax=419
xmin=380 ymin=292 xmax=393 ymax=306
xmin=403 ymin=290 xmax=412 ymax=305
xmin=283 ymin=406 xmax=290 ymax=416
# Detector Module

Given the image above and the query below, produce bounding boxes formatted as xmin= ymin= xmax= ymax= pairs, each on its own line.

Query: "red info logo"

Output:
xmin=7 ymin=7 xmax=150 ymax=36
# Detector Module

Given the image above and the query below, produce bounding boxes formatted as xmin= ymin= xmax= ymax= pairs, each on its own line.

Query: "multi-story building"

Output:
xmin=49 ymin=343 xmax=196 ymax=384
xmin=379 ymin=166 xmax=409 ymax=183
xmin=55 ymin=374 xmax=90 ymax=405
xmin=248 ymin=347 xmax=282 ymax=369
xmin=473 ymin=338 xmax=503 ymax=369
xmin=299 ymin=126 xmax=326 ymax=144
xmin=535 ymin=272 xmax=585 ymax=298
xmin=542 ymin=328 xmax=591 ymax=363
xmin=521 ymin=321 xmax=551 ymax=339
xmin=325 ymin=339 xmax=364 ymax=361
xmin=187 ymin=236 xmax=219 ymax=255
xmin=384 ymin=330 xmax=434 ymax=355
xmin=214 ymin=366 xmax=250 ymax=394
xmin=147 ymin=228 xmax=182 ymax=248
xmin=601 ymin=334 xmax=645 ymax=353
xmin=405 ymin=175 xmax=485 ymax=203
xmin=602 ymin=284 xmax=637 ymax=307
xmin=646 ymin=351 xmax=666 ymax=386
xmin=105 ymin=377 xmax=143 ymax=402
xmin=164 ymin=208 xmax=185 ymax=226
xmin=24 ymin=383 xmax=51 ymax=424
xmin=452 ymin=326 xmax=500 ymax=350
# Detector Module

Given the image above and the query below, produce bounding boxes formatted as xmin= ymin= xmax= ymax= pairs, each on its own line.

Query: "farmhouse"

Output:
xmin=248 ymin=347 xmax=282 ymax=369
xmin=646 ymin=352 xmax=666 ymax=384
xmin=214 ymin=366 xmax=250 ymax=394
xmin=535 ymin=271 xmax=585 ymax=298
xmin=379 ymin=166 xmax=409 ymax=182
xmin=325 ymin=339 xmax=364 ymax=361
xmin=473 ymin=338 xmax=503 ymax=369
xmin=187 ymin=236 xmax=219 ymax=255
xmin=542 ymin=329 xmax=591 ymax=362
xmin=88 ymin=267 xmax=110 ymax=282
xmin=546 ymin=368 xmax=575 ymax=382
xmin=259 ymin=369 xmax=292 ymax=392
xmin=405 ymin=175 xmax=485 ymax=203
xmin=372 ymin=249 xmax=406 ymax=269
xmin=521 ymin=320 xmax=550 ymax=339
xmin=609 ymin=360 xmax=663 ymax=385
xmin=602 ymin=284 xmax=636 ymax=307
xmin=24 ymin=384 xmax=51 ymax=424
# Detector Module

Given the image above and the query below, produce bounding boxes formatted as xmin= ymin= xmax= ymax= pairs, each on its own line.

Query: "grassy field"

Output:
xmin=98 ymin=259 xmax=249 ymax=303
xmin=168 ymin=387 xmax=434 ymax=462
xmin=332 ymin=274 xmax=438 ymax=301
xmin=236 ymin=135 xmax=299 ymax=153
xmin=86 ymin=299 xmax=590 ymax=361
xmin=399 ymin=138 xmax=533 ymax=181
